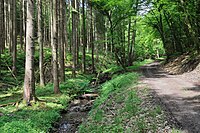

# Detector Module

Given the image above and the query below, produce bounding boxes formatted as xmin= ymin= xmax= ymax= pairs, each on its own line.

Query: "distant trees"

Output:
xmin=91 ymin=0 xmax=141 ymax=67
xmin=145 ymin=0 xmax=200 ymax=57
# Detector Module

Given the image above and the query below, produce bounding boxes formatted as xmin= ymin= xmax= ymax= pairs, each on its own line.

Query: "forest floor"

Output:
xmin=141 ymin=61 xmax=200 ymax=133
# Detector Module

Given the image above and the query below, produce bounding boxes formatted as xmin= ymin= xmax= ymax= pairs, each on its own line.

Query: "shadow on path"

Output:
xmin=141 ymin=62 xmax=200 ymax=133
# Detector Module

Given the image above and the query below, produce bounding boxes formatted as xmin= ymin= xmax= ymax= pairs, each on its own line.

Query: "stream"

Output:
xmin=51 ymin=93 xmax=98 ymax=133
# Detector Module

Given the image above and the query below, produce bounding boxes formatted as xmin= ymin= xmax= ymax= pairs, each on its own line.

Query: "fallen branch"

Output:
xmin=0 ymin=102 xmax=16 ymax=107
xmin=5 ymin=63 xmax=18 ymax=82
xmin=0 ymin=98 xmax=23 ymax=108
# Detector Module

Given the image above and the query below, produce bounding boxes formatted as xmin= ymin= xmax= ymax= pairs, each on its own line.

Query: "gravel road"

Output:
xmin=141 ymin=62 xmax=200 ymax=133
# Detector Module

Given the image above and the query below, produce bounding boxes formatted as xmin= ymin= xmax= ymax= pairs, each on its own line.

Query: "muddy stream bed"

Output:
xmin=50 ymin=93 xmax=98 ymax=133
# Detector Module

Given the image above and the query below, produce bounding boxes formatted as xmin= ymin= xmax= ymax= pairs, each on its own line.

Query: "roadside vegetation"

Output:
xmin=79 ymin=72 xmax=180 ymax=133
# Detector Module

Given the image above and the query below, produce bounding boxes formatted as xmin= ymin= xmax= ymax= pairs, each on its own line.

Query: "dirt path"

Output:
xmin=141 ymin=62 xmax=200 ymax=133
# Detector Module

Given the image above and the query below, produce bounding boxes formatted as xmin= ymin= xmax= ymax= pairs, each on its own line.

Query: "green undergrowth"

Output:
xmin=79 ymin=71 xmax=179 ymax=133
xmin=0 ymin=75 xmax=92 ymax=133
xmin=103 ymin=59 xmax=154 ymax=74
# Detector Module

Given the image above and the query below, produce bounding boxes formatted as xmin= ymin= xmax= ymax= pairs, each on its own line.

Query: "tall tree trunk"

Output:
xmin=63 ymin=0 xmax=68 ymax=62
xmin=4 ymin=0 xmax=7 ymax=51
xmin=12 ymin=0 xmax=17 ymax=75
xmin=51 ymin=0 xmax=60 ymax=93
xmin=23 ymin=0 xmax=27 ymax=50
xmin=20 ymin=0 xmax=23 ymax=50
xmin=105 ymin=19 xmax=108 ymax=55
xmin=128 ymin=20 xmax=136 ymax=66
xmin=48 ymin=0 xmax=51 ymax=44
xmin=23 ymin=0 xmax=36 ymax=104
xmin=59 ymin=0 xmax=65 ymax=82
xmin=82 ymin=0 xmax=86 ymax=73
xmin=37 ymin=0 xmax=45 ymax=86
xmin=76 ymin=0 xmax=80 ymax=67
xmin=0 ymin=0 xmax=4 ymax=75
xmin=127 ymin=18 xmax=131 ymax=63
xmin=72 ymin=0 xmax=77 ymax=77
xmin=90 ymin=4 xmax=95 ymax=73
xmin=8 ymin=0 xmax=13 ymax=54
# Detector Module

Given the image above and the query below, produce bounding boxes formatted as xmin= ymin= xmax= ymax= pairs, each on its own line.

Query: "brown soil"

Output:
xmin=163 ymin=53 xmax=200 ymax=74
xmin=141 ymin=62 xmax=200 ymax=133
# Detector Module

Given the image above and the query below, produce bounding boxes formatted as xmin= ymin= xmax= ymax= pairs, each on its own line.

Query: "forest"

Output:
xmin=0 ymin=0 xmax=200 ymax=132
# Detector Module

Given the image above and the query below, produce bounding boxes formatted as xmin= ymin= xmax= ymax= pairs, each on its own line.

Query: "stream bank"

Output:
xmin=51 ymin=93 xmax=98 ymax=133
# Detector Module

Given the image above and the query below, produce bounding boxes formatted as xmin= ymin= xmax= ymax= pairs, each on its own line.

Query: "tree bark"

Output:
xmin=23 ymin=0 xmax=27 ymax=50
xmin=20 ymin=0 xmax=23 ymax=50
xmin=4 ymin=0 xmax=7 ymax=51
xmin=23 ymin=0 xmax=36 ymax=104
xmin=12 ymin=0 xmax=17 ymax=75
xmin=76 ymin=0 xmax=80 ymax=67
xmin=37 ymin=0 xmax=45 ymax=86
xmin=51 ymin=0 xmax=60 ymax=93
xmin=58 ymin=0 xmax=65 ymax=82
xmin=8 ymin=0 xmax=13 ymax=54
xmin=72 ymin=0 xmax=77 ymax=77
xmin=63 ymin=0 xmax=68 ymax=63
xmin=82 ymin=0 xmax=87 ymax=73
xmin=0 ymin=0 xmax=5 ymax=75
xmin=90 ymin=4 xmax=95 ymax=73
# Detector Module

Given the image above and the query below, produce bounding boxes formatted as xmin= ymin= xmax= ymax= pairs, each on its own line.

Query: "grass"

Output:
xmin=0 ymin=47 xmax=99 ymax=133
xmin=0 ymin=75 xmax=92 ymax=133
xmin=79 ymin=72 xmax=145 ymax=132
xmin=102 ymin=59 xmax=154 ymax=76
xmin=79 ymin=61 xmax=180 ymax=133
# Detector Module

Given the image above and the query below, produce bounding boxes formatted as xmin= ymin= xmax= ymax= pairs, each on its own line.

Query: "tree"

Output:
xmin=91 ymin=0 xmax=140 ymax=67
xmin=76 ymin=0 xmax=80 ymax=67
xmin=90 ymin=3 xmax=95 ymax=73
xmin=72 ymin=0 xmax=77 ymax=77
xmin=58 ymin=0 xmax=65 ymax=82
xmin=12 ymin=0 xmax=17 ymax=75
xmin=23 ymin=0 xmax=27 ymax=50
xmin=20 ymin=0 xmax=23 ymax=50
xmin=82 ymin=0 xmax=87 ymax=73
xmin=0 ymin=0 xmax=4 ymax=75
xmin=51 ymin=0 xmax=60 ymax=94
xmin=23 ymin=0 xmax=37 ymax=104
xmin=37 ymin=0 xmax=45 ymax=86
